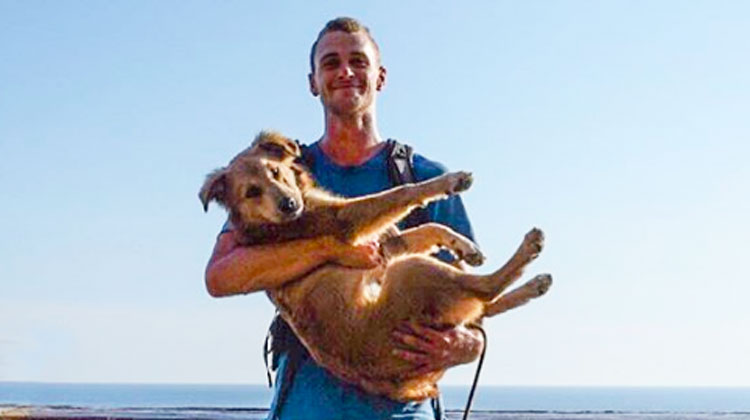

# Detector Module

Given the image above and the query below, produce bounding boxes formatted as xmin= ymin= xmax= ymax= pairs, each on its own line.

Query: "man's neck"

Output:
xmin=319 ymin=110 xmax=385 ymax=166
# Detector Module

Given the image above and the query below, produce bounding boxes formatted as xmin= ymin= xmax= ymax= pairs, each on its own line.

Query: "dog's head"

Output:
xmin=200 ymin=132 xmax=308 ymax=227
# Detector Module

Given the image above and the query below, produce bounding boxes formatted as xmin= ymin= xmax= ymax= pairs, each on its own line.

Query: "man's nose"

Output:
xmin=338 ymin=65 xmax=355 ymax=78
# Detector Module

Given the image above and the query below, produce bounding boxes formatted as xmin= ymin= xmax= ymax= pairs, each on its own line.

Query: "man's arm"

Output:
xmin=205 ymin=229 xmax=380 ymax=297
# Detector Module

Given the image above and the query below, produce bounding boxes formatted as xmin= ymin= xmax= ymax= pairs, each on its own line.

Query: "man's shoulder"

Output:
xmin=411 ymin=151 xmax=449 ymax=182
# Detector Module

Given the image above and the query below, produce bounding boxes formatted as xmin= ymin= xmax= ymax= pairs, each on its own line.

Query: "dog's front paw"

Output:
xmin=463 ymin=249 xmax=485 ymax=267
xmin=445 ymin=171 xmax=473 ymax=195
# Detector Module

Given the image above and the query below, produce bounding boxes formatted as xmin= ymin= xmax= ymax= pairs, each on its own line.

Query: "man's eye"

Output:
xmin=351 ymin=58 xmax=367 ymax=68
xmin=246 ymin=186 xmax=262 ymax=198
xmin=322 ymin=58 xmax=339 ymax=68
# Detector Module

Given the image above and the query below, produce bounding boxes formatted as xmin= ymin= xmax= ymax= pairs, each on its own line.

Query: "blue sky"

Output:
xmin=1 ymin=1 xmax=748 ymax=386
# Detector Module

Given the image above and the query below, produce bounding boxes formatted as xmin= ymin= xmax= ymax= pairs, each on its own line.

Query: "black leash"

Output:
xmin=462 ymin=324 xmax=487 ymax=420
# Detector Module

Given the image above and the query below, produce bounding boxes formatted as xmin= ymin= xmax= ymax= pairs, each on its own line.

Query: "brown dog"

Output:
xmin=200 ymin=131 xmax=552 ymax=401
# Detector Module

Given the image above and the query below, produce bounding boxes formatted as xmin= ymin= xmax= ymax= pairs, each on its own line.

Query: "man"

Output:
xmin=205 ymin=17 xmax=484 ymax=420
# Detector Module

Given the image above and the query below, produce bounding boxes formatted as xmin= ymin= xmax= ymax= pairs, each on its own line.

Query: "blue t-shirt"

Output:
xmin=267 ymin=141 xmax=475 ymax=420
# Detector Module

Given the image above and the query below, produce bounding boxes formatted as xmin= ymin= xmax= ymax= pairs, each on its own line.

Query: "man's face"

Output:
xmin=309 ymin=30 xmax=386 ymax=116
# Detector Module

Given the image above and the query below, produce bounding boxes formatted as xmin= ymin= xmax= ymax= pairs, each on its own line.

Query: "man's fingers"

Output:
xmin=336 ymin=243 xmax=382 ymax=268
xmin=408 ymin=321 xmax=454 ymax=347
xmin=391 ymin=348 xmax=429 ymax=364
xmin=359 ymin=242 xmax=384 ymax=266
xmin=353 ymin=244 xmax=380 ymax=265
xmin=391 ymin=330 xmax=431 ymax=352
xmin=408 ymin=364 xmax=439 ymax=378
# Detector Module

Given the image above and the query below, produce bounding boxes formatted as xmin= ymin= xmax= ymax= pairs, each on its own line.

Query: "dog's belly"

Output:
xmin=267 ymin=257 xmax=486 ymax=401
xmin=270 ymin=264 xmax=420 ymax=385
xmin=270 ymin=265 xmax=383 ymax=364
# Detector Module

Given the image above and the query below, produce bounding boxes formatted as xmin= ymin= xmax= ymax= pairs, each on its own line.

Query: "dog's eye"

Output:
xmin=245 ymin=186 xmax=262 ymax=198
xmin=270 ymin=167 xmax=280 ymax=179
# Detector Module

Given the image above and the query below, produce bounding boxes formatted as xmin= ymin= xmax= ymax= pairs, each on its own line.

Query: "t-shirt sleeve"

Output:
xmin=219 ymin=218 xmax=234 ymax=235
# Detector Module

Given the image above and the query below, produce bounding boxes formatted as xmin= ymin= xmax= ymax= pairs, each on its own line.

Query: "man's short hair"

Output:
xmin=309 ymin=17 xmax=381 ymax=73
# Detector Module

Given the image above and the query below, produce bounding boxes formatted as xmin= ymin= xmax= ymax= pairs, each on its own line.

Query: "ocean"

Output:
xmin=1 ymin=382 xmax=749 ymax=419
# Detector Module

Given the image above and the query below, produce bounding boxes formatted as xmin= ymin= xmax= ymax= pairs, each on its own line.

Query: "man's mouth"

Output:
xmin=333 ymin=83 xmax=361 ymax=89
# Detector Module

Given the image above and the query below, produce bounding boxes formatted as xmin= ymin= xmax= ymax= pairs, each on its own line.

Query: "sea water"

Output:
xmin=2 ymin=382 xmax=750 ymax=412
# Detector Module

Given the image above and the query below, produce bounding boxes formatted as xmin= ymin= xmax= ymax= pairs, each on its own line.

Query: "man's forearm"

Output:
xmin=205 ymin=234 xmax=338 ymax=297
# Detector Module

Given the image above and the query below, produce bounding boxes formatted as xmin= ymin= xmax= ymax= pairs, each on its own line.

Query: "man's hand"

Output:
xmin=327 ymin=238 xmax=382 ymax=269
xmin=391 ymin=321 xmax=484 ymax=378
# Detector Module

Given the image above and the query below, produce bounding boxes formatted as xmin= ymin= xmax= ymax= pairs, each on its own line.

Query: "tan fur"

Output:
xmin=201 ymin=131 xmax=553 ymax=401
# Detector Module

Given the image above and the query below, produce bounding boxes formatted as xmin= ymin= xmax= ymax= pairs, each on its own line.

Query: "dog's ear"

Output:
xmin=292 ymin=163 xmax=314 ymax=191
xmin=199 ymin=168 xmax=228 ymax=212
xmin=254 ymin=131 xmax=301 ymax=160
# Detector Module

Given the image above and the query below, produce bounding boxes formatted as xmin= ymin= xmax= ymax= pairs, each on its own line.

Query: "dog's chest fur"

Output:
xmin=235 ymin=206 xmax=353 ymax=246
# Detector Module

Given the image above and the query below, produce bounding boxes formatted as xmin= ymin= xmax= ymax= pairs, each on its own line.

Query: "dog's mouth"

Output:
xmin=277 ymin=208 xmax=303 ymax=222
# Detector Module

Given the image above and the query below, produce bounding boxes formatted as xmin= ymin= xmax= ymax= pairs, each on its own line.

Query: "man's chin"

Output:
xmin=328 ymin=99 xmax=370 ymax=117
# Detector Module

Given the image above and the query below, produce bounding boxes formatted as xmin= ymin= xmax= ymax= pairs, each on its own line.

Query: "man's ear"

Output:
xmin=309 ymin=73 xmax=320 ymax=96
xmin=376 ymin=66 xmax=387 ymax=91
xmin=199 ymin=168 xmax=228 ymax=212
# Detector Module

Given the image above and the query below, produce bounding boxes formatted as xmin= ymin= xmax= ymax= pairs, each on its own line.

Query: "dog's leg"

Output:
xmin=336 ymin=172 xmax=473 ymax=241
xmin=455 ymin=228 xmax=545 ymax=300
xmin=381 ymin=223 xmax=485 ymax=266
xmin=483 ymin=274 xmax=552 ymax=316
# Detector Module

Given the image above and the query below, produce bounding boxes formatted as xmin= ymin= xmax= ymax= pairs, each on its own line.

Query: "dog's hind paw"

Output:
xmin=523 ymin=228 xmax=545 ymax=259
xmin=531 ymin=273 xmax=553 ymax=296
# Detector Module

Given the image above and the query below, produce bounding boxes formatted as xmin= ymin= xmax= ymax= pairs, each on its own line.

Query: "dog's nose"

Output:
xmin=278 ymin=197 xmax=299 ymax=214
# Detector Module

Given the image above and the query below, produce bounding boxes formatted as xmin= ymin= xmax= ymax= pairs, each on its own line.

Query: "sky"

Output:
xmin=1 ymin=0 xmax=749 ymax=387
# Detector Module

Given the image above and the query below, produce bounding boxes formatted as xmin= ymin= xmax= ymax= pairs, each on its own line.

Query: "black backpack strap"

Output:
xmin=264 ymin=315 xmax=308 ymax=384
xmin=385 ymin=139 xmax=431 ymax=229
xmin=265 ymin=315 xmax=307 ymax=419
xmin=296 ymin=140 xmax=314 ymax=169
xmin=385 ymin=139 xmax=416 ymax=184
